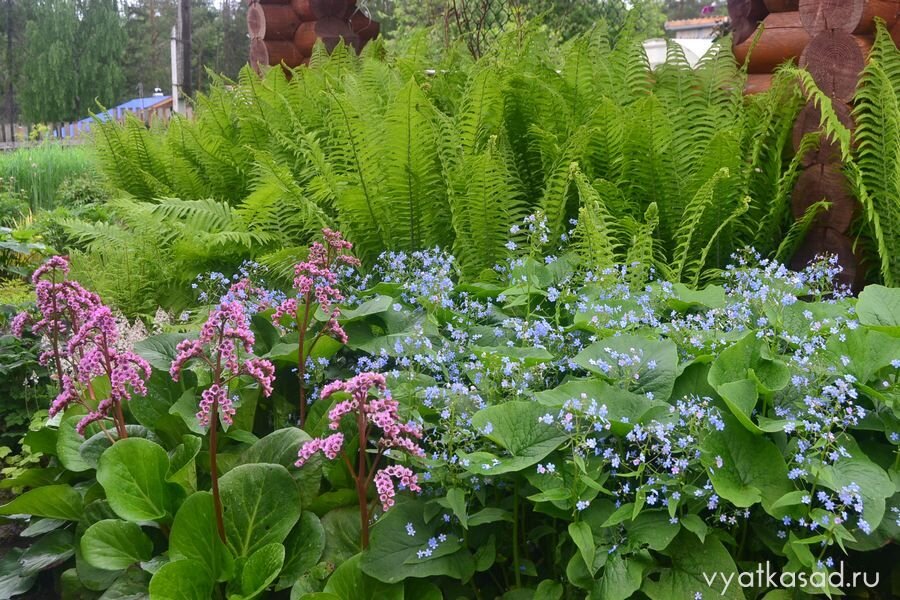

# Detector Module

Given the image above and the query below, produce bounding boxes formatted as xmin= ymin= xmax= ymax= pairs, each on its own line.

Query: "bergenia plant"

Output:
xmin=12 ymin=256 xmax=150 ymax=439
xmin=170 ymin=298 xmax=275 ymax=543
xmin=272 ymin=228 xmax=360 ymax=426
xmin=295 ymin=372 xmax=425 ymax=548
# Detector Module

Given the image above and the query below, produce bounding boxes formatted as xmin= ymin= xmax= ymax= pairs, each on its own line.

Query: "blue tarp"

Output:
xmin=58 ymin=96 xmax=171 ymax=137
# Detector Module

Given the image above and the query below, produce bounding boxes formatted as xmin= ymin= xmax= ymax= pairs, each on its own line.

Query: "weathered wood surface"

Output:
xmin=799 ymin=0 xmax=899 ymax=34
xmin=733 ymin=12 xmax=809 ymax=73
xmin=799 ymin=30 xmax=869 ymax=101
xmin=728 ymin=0 xmax=770 ymax=45
xmin=792 ymin=100 xmax=854 ymax=166
xmin=745 ymin=73 xmax=774 ymax=94
xmin=292 ymin=0 xmax=351 ymax=20
xmin=789 ymin=226 xmax=859 ymax=288
xmin=294 ymin=17 xmax=360 ymax=54
xmin=250 ymin=38 xmax=307 ymax=68
xmin=247 ymin=3 xmax=300 ymax=40
xmin=764 ymin=0 xmax=798 ymax=11
xmin=792 ymin=163 xmax=856 ymax=233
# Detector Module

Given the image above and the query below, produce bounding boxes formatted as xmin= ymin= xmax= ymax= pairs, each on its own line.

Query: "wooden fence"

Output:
xmin=0 ymin=105 xmax=193 ymax=150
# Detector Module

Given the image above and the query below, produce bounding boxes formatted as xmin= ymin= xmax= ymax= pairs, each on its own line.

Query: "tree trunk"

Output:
xmin=5 ymin=0 xmax=13 ymax=142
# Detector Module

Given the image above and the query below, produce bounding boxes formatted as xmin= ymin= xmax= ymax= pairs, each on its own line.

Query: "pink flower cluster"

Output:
xmin=295 ymin=372 xmax=424 ymax=512
xmin=272 ymin=228 xmax=361 ymax=344
xmin=374 ymin=465 xmax=421 ymax=511
xmin=321 ymin=373 xmax=426 ymax=457
xmin=169 ymin=300 xmax=275 ymax=428
xmin=13 ymin=257 xmax=151 ymax=436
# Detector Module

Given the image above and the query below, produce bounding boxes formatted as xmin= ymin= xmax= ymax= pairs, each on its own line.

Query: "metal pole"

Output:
xmin=171 ymin=25 xmax=181 ymax=113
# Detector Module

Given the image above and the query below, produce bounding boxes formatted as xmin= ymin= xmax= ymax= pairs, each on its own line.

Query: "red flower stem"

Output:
xmin=210 ymin=326 xmax=227 ymax=545
xmin=297 ymin=297 xmax=313 ymax=427
xmin=356 ymin=398 xmax=370 ymax=549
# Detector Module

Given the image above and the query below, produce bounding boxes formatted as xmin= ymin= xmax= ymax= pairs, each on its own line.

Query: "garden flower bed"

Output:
xmin=1 ymin=219 xmax=897 ymax=598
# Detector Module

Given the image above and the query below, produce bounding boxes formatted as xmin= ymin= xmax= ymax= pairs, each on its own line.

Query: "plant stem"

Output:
xmin=357 ymin=405 xmax=370 ymax=549
xmin=297 ymin=299 xmax=312 ymax=427
xmin=209 ymin=397 xmax=226 ymax=544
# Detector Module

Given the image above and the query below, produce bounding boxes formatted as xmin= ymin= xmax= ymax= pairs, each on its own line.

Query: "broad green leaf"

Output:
xmin=534 ymin=579 xmax=564 ymax=600
xmin=167 ymin=434 xmax=202 ymax=481
xmin=18 ymin=529 xmax=75 ymax=573
xmin=825 ymin=328 xmax=900 ymax=383
xmin=679 ymin=514 xmax=708 ymax=543
xmin=337 ymin=295 xmax=393 ymax=322
xmin=361 ymin=499 xmax=475 ymax=584
xmin=627 ymin=510 xmax=679 ymax=551
xmin=81 ymin=520 xmax=153 ymax=571
xmin=445 ymin=488 xmax=468 ymax=529
xmin=239 ymin=427 xmax=320 ymax=506
xmin=0 ymin=549 xmax=36 ymax=598
xmin=97 ymin=569 xmax=149 ymax=599
xmin=814 ymin=455 xmax=894 ymax=531
xmin=219 ymin=463 xmax=301 ymax=558
xmin=57 ymin=414 xmax=94 ymax=472
xmin=240 ymin=543 xmax=285 ymax=599
xmin=79 ymin=426 xmax=161 ymax=470
xmin=325 ymin=554 xmax=404 ymax=600
xmin=592 ymin=550 xmax=650 ymax=600
xmin=574 ymin=334 xmax=678 ymax=398
xmin=278 ymin=511 xmax=325 ymax=590
xmin=701 ymin=416 xmax=792 ymax=513
xmin=0 ymin=484 xmax=82 ymax=521
xmin=459 ymin=401 xmax=566 ymax=475
xmin=641 ymin=532 xmax=742 ymax=600
xmin=568 ymin=521 xmax=595 ymax=573
xmin=667 ymin=283 xmax=727 ymax=311
xmin=96 ymin=438 xmax=179 ymax=522
xmin=321 ymin=507 xmax=362 ymax=564
xmin=534 ymin=379 xmax=667 ymax=435
xmin=134 ymin=334 xmax=191 ymax=371
xmin=169 ymin=491 xmax=234 ymax=581
xmin=148 ymin=559 xmax=214 ymax=600
xmin=856 ymin=285 xmax=900 ymax=334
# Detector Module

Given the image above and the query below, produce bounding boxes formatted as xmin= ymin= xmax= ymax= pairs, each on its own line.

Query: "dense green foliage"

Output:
xmin=0 ymin=144 xmax=99 ymax=213
xmin=1 ymin=241 xmax=898 ymax=599
xmin=82 ymin=24 xmax=820 ymax=315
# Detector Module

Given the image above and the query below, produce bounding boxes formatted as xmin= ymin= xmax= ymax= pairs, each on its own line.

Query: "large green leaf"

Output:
xmin=278 ymin=511 xmax=325 ymax=590
xmin=856 ymin=285 xmax=900 ymax=334
xmin=18 ymin=529 xmax=75 ymax=573
xmin=326 ymin=554 xmax=404 ymax=599
xmin=219 ymin=463 xmax=301 ymax=558
xmin=361 ymin=499 xmax=475 ymax=584
xmin=80 ymin=520 xmax=153 ymax=571
xmin=593 ymin=551 xmax=649 ymax=600
xmin=0 ymin=484 xmax=82 ymax=521
xmin=134 ymin=333 xmax=192 ymax=371
xmin=57 ymin=413 xmax=94 ymax=473
xmin=79 ymin=426 xmax=161 ymax=470
xmin=701 ymin=416 xmax=792 ymax=513
xmin=459 ymin=401 xmax=567 ymax=475
xmin=169 ymin=491 xmax=234 ymax=581
xmin=641 ymin=532 xmax=743 ymax=600
xmin=96 ymin=438 xmax=180 ymax=522
xmin=238 ymin=543 xmax=285 ymax=599
xmin=573 ymin=334 xmax=678 ymax=399
xmin=0 ymin=549 xmax=37 ymax=597
xmin=148 ymin=559 xmax=214 ymax=600
xmin=97 ymin=569 xmax=149 ymax=599
xmin=813 ymin=455 xmax=894 ymax=532
xmin=534 ymin=379 xmax=667 ymax=435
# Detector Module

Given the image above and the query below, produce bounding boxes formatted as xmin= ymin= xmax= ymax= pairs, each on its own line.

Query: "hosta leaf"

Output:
xmin=81 ymin=520 xmax=153 ymax=571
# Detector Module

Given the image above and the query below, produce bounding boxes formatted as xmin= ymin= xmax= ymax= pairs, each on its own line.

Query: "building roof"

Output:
xmin=665 ymin=17 xmax=725 ymax=32
xmin=87 ymin=95 xmax=172 ymax=124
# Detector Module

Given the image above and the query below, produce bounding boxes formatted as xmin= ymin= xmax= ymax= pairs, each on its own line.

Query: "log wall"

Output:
xmin=247 ymin=0 xmax=380 ymax=71
xmin=728 ymin=0 xmax=900 ymax=288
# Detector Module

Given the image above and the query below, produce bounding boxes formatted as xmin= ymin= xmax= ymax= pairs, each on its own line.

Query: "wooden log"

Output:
xmin=799 ymin=0 xmax=898 ymax=34
xmin=728 ymin=0 xmax=770 ymax=45
xmin=792 ymin=100 xmax=854 ymax=166
xmin=745 ymin=73 xmax=774 ymax=93
xmin=291 ymin=0 xmax=351 ymax=20
xmin=250 ymin=0 xmax=291 ymax=4
xmin=349 ymin=11 xmax=380 ymax=43
xmin=792 ymin=163 xmax=857 ymax=232
xmin=247 ymin=4 xmax=300 ymax=40
xmin=893 ymin=17 xmax=900 ymax=46
xmin=799 ymin=30 xmax=867 ymax=101
xmin=764 ymin=0 xmax=798 ymax=11
xmin=790 ymin=226 xmax=859 ymax=288
xmin=294 ymin=17 xmax=360 ymax=54
xmin=250 ymin=38 xmax=306 ymax=69
xmin=733 ymin=11 xmax=809 ymax=73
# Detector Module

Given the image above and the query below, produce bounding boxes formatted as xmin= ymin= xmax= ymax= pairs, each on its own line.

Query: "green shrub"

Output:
xmin=0 ymin=144 xmax=98 ymax=212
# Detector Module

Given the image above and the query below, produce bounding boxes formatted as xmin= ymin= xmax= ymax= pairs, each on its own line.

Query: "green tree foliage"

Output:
xmin=20 ymin=0 xmax=126 ymax=123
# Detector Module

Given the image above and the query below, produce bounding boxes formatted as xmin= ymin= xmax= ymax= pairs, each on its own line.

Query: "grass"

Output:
xmin=0 ymin=144 xmax=99 ymax=211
